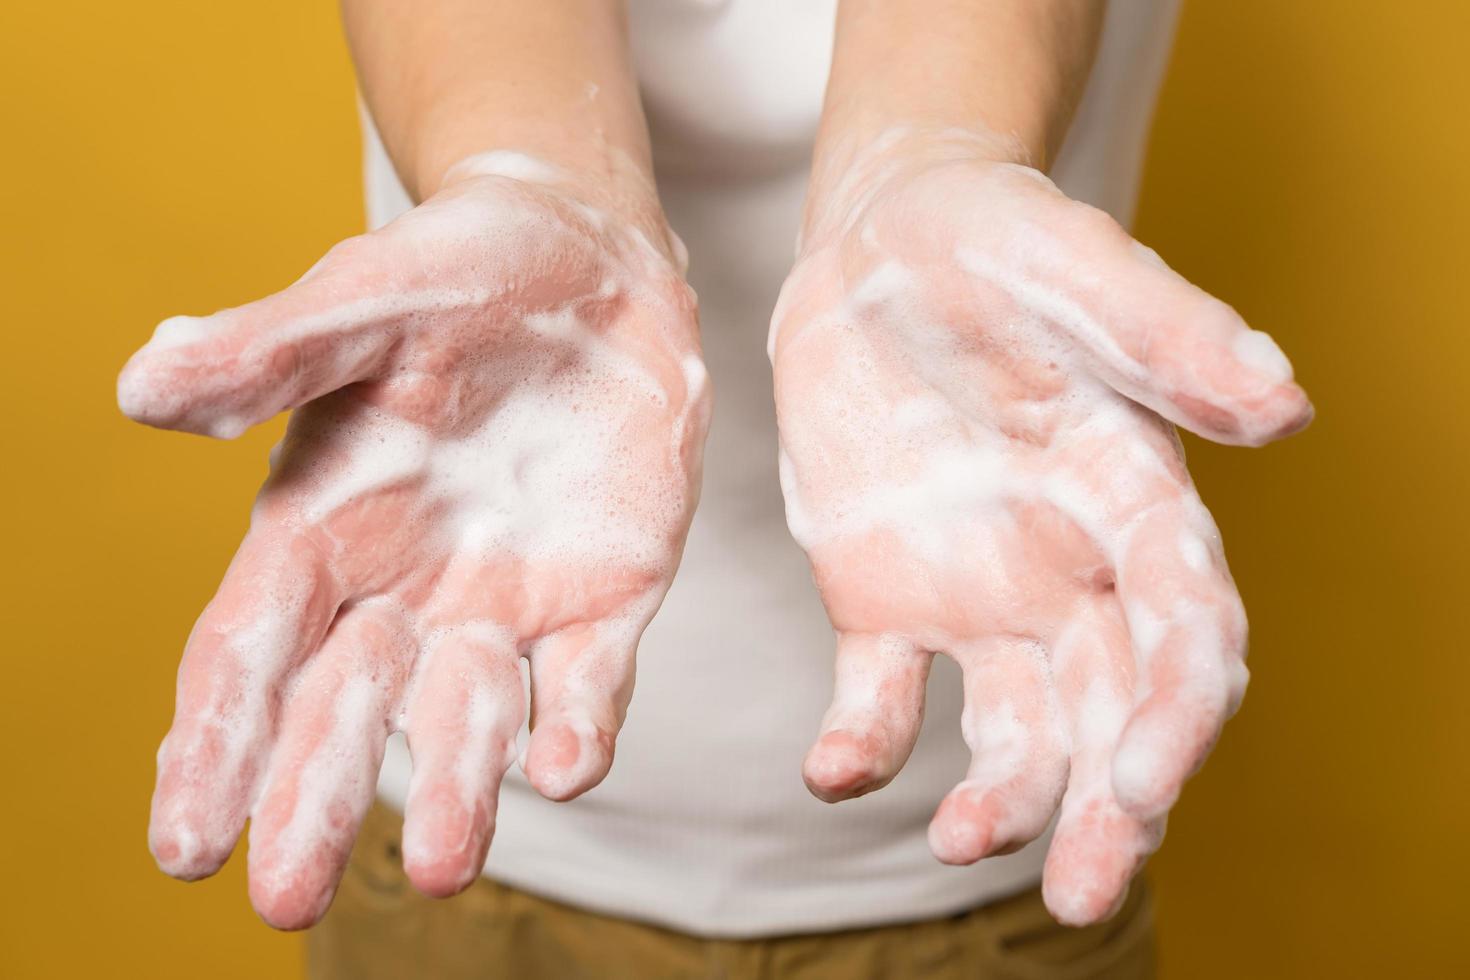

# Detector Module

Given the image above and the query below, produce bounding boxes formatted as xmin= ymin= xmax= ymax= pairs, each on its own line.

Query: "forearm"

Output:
xmin=808 ymin=0 xmax=1105 ymax=229
xmin=341 ymin=0 xmax=656 ymax=211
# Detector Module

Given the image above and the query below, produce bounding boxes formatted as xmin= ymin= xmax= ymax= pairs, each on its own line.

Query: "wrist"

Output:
xmin=800 ymin=124 xmax=1025 ymax=249
xmin=804 ymin=0 xmax=1106 ymax=245
xmin=434 ymin=146 xmax=684 ymax=273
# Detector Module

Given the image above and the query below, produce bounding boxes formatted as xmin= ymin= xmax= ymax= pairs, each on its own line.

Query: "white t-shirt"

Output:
xmin=365 ymin=0 xmax=1182 ymax=938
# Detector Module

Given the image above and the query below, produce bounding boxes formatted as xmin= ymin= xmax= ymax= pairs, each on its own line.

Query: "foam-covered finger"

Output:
xmin=1046 ymin=793 xmax=1165 ymax=928
xmin=246 ymin=602 xmax=410 ymax=930
xmin=803 ymin=632 xmax=931 ymax=803
xmin=149 ymin=531 xmax=341 ymax=881
xmin=1043 ymin=597 xmax=1164 ymax=926
xmin=401 ymin=624 xmax=523 ymax=898
xmin=1110 ymin=502 xmax=1249 ymax=820
xmin=1111 ymin=658 xmax=1239 ymax=822
xmin=928 ymin=637 xmax=1069 ymax=865
xmin=976 ymin=195 xmax=1312 ymax=446
xmin=524 ymin=621 xmax=639 ymax=802
xmin=117 ymin=234 xmax=405 ymax=439
xmin=1090 ymin=248 xmax=1312 ymax=446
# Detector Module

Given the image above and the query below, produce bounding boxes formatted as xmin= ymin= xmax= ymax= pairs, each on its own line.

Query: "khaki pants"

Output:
xmin=308 ymin=804 xmax=1156 ymax=980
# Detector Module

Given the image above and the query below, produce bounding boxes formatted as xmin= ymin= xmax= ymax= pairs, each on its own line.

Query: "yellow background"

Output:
xmin=2 ymin=2 xmax=1466 ymax=977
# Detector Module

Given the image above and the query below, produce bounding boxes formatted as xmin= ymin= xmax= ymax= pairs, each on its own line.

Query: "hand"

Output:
xmin=771 ymin=128 xmax=1311 ymax=926
xmin=119 ymin=153 xmax=710 ymax=929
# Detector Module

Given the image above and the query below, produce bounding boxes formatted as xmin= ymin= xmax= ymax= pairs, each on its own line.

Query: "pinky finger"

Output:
xmin=523 ymin=620 xmax=639 ymax=802
xmin=802 ymin=632 xmax=931 ymax=803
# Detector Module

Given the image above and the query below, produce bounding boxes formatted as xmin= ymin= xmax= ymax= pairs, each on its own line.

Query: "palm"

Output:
xmin=121 ymin=160 xmax=709 ymax=928
xmin=772 ymin=151 xmax=1310 ymax=924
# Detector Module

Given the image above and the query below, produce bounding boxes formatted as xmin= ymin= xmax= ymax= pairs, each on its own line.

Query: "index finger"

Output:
xmin=150 ymin=527 xmax=342 ymax=879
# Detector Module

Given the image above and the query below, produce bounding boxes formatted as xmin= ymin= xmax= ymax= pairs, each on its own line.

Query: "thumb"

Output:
xmin=118 ymin=234 xmax=404 ymax=438
xmin=985 ymin=199 xmax=1314 ymax=447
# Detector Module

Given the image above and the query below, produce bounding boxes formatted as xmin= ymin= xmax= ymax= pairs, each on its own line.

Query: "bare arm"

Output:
xmin=342 ymin=0 xmax=670 ymax=245
xmin=819 ymin=0 xmax=1103 ymax=167
xmin=807 ymin=0 xmax=1104 ymax=238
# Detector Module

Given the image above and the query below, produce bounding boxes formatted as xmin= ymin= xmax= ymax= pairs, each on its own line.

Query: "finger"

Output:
xmin=117 ymin=234 xmax=404 ymax=439
xmin=149 ymin=530 xmax=341 ymax=880
xmin=400 ymin=623 xmax=523 ymax=899
xmin=523 ymin=620 xmax=640 ymax=802
xmin=1110 ymin=497 xmax=1249 ymax=821
xmin=1043 ymin=596 xmax=1165 ymax=926
xmin=928 ymin=637 xmax=1069 ymax=865
xmin=967 ymin=191 xmax=1312 ymax=446
xmin=246 ymin=602 xmax=411 ymax=930
xmin=802 ymin=632 xmax=932 ymax=803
